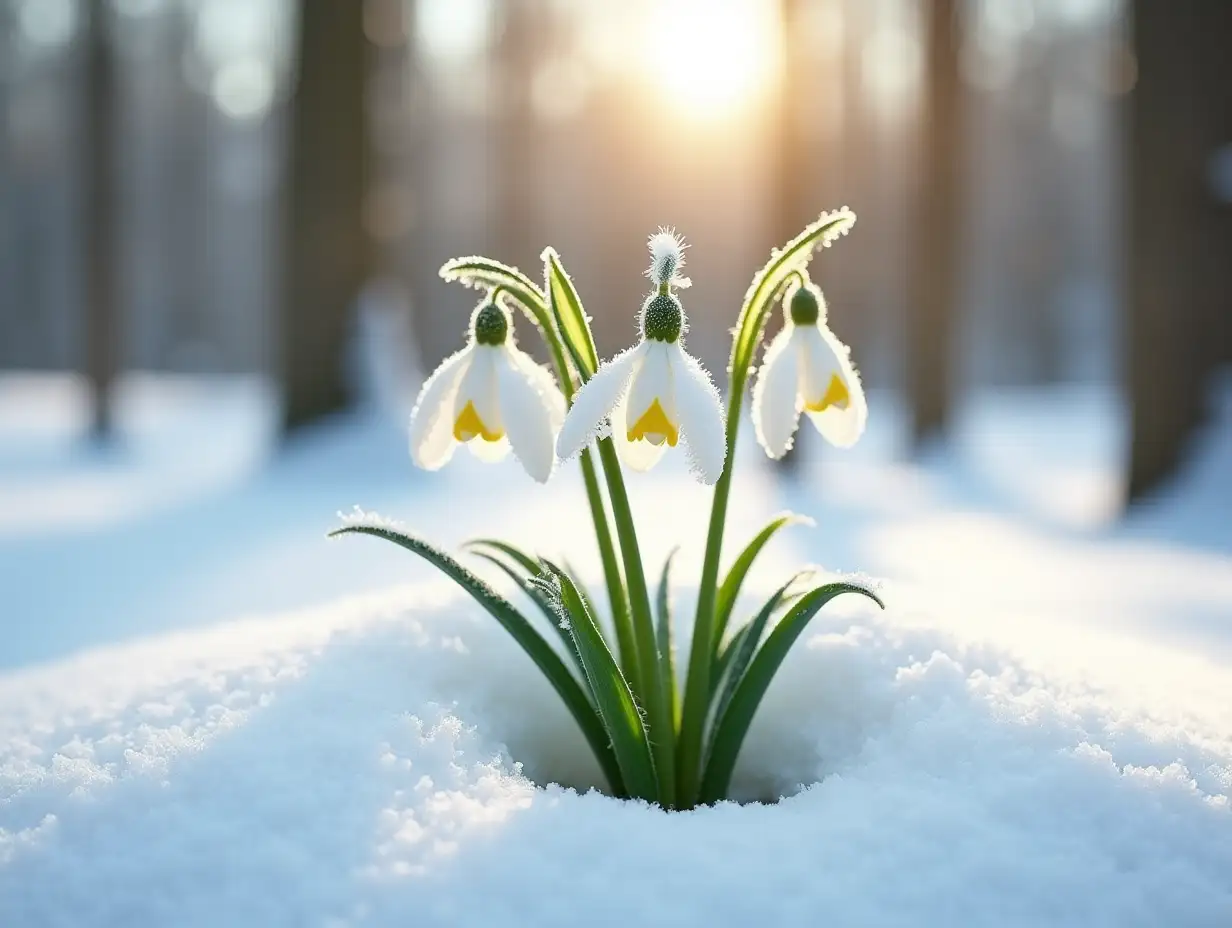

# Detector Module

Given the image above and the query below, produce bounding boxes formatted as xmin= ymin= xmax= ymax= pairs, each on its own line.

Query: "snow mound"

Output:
xmin=1 ymin=583 xmax=1229 ymax=927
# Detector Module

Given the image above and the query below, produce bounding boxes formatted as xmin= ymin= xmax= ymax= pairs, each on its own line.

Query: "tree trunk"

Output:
xmin=909 ymin=0 xmax=963 ymax=448
xmin=0 ymin=2 xmax=11 ymax=362
xmin=280 ymin=1 xmax=370 ymax=433
xmin=83 ymin=0 xmax=119 ymax=441
xmin=1126 ymin=3 xmax=1232 ymax=501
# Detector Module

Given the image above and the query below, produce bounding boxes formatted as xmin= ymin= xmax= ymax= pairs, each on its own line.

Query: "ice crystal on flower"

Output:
xmin=646 ymin=228 xmax=690 ymax=288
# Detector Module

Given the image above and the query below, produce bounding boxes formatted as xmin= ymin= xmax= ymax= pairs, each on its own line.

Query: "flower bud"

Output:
xmin=788 ymin=282 xmax=825 ymax=327
xmin=471 ymin=298 xmax=510 ymax=346
xmin=641 ymin=291 xmax=684 ymax=343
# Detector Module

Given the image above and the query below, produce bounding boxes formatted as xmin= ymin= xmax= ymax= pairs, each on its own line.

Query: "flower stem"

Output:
xmin=674 ymin=429 xmax=736 ymax=808
xmin=526 ymin=297 xmax=638 ymax=691
xmin=595 ymin=437 xmax=677 ymax=808
xmin=677 ymin=356 xmax=757 ymax=808
xmin=578 ymin=451 xmax=638 ymax=689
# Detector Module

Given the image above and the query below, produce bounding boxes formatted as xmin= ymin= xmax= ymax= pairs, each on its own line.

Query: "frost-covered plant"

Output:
xmin=332 ymin=211 xmax=882 ymax=810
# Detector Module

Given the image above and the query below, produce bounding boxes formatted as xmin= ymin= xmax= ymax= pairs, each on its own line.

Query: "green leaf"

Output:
xmin=706 ymin=571 xmax=813 ymax=768
xmin=714 ymin=512 xmax=813 ymax=655
xmin=729 ymin=209 xmax=856 ymax=398
xmin=560 ymin=559 xmax=606 ymax=644
xmin=330 ymin=523 xmax=624 ymax=796
xmin=542 ymin=247 xmax=599 ymax=381
xmin=700 ymin=580 xmax=883 ymax=805
xmin=655 ymin=548 xmax=681 ymax=730
xmin=464 ymin=537 xmax=543 ymax=577
xmin=465 ymin=540 xmax=617 ymax=660
xmin=534 ymin=561 xmax=659 ymax=802
xmin=465 ymin=548 xmax=584 ymax=677
xmin=439 ymin=256 xmax=553 ymax=333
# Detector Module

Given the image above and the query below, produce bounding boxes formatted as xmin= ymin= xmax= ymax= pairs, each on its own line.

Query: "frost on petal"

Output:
xmin=752 ymin=327 xmax=802 ymax=459
xmin=669 ymin=345 xmax=727 ymax=484
xmin=800 ymin=325 xmax=867 ymax=448
xmin=408 ymin=345 xmax=472 ymax=470
xmin=556 ymin=344 xmax=643 ymax=461
xmin=498 ymin=348 xmax=559 ymax=483
xmin=611 ymin=389 xmax=669 ymax=472
xmin=507 ymin=345 xmax=567 ymax=430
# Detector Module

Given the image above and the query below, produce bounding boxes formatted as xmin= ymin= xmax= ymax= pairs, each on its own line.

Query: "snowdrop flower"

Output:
xmin=557 ymin=231 xmax=726 ymax=484
xmin=752 ymin=280 xmax=866 ymax=457
xmin=408 ymin=296 xmax=565 ymax=482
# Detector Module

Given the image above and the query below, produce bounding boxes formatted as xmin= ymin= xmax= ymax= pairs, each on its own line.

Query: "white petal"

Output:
xmin=498 ymin=346 xmax=559 ymax=483
xmin=625 ymin=340 xmax=677 ymax=434
xmin=408 ymin=344 xmax=472 ymax=470
xmin=507 ymin=345 xmax=566 ymax=430
xmin=797 ymin=324 xmax=834 ymax=405
xmin=467 ymin=435 xmax=510 ymax=462
xmin=800 ymin=324 xmax=867 ymax=448
xmin=556 ymin=343 xmax=643 ymax=461
xmin=611 ymin=388 xmax=668 ymax=471
xmin=751 ymin=327 xmax=803 ymax=459
xmin=454 ymin=346 xmax=504 ymax=437
xmin=668 ymin=344 xmax=727 ymax=484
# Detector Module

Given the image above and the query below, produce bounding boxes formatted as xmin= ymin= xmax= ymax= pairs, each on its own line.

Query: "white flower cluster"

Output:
xmin=409 ymin=233 xmax=865 ymax=486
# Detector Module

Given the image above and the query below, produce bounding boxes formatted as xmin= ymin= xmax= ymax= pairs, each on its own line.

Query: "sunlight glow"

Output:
xmin=641 ymin=0 xmax=779 ymax=122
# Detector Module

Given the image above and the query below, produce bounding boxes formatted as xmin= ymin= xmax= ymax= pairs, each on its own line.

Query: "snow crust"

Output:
xmin=1 ymin=580 xmax=1229 ymax=927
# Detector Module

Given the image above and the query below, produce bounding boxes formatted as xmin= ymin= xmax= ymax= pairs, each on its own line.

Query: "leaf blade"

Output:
xmin=463 ymin=537 xmax=543 ymax=577
xmin=439 ymin=256 xmax=550 ymax=329
xmin=714 ymin=512 xmax=813 ymax=655
xmin=536 ymin=561 xmax=659 ymax=802
xmin=465 ymin=548 xmax=584 ymax=677
xmin=330 ymin=523 xmax=624 ymax=796
xmin=542 ymin=247 xmax=600 ymax=381
xmin=705 ymin=570 xmax=814 ymax=769
xmin=655 ymin=548 xmax=681 ymax=731
xmin=700 ymin=580 xmax=883 ymax=805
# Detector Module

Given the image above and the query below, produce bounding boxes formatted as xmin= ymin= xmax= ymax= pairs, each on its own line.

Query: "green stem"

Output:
xmin=525 ymin=292 xmax=637 ymax=691
xmin=674 ymin=415 xmax=738 ymax=808
xmin=578 ymin=451 xmax=638 ymax=689
xmin=595 ymin=437 xmax=676 ymax=808
xmin=676 ymin=296 xmax=777 ymax=806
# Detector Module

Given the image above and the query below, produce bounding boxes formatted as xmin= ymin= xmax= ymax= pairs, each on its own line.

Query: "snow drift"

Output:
xmin=1 ymin=580 xmax=1229 ymax=927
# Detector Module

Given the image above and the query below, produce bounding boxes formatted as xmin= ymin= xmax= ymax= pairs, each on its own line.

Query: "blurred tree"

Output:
xmin=494 ymin=0 xmax=540 ymax=277
xmin=401 ymin=0 xmax=449 ymax=371
xmin=83 ymin=0 xmax=119 ymax=441
xmin=164 ymin=2 xmax=210 ymax=369
xmin=0 ymin=2 xmax=10 ymax=353
xmin=280 ymin=1 xmax=372 ymax=433
xmin=1127 ymin=3 xmax=1232 ymax=501
xmin=909 ymin=0 xmax=964 ymax=448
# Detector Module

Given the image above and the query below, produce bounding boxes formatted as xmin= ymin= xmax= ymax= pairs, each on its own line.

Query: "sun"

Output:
xmin=641 ymin=0 xmax=780 ymax=121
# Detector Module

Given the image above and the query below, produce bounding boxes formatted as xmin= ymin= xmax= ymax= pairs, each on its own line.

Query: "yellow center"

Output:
xmin=805 ymin=374 xmax=850 ymax=413
xmin=627 ymin=398 xmax=679 ymax=446
xmin=453 ymin=400 xmax=504 ymax=442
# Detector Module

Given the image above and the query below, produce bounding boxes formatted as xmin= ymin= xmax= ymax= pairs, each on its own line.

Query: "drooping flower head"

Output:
xmin=751 ymin=278 xmax=866 ymax=457
xmin=557 ymin=231 xmax=726 ymax=483
xmin=408 ymin=294 xmax=565 ymax=482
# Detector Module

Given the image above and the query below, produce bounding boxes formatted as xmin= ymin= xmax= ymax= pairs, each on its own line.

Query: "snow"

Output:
xmin=1 ymin=373 xmax=1231 ymax=925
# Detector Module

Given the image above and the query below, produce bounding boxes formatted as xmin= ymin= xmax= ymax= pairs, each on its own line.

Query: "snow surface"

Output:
xmin=1 ymin=373 xmax=1231 ymax=926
